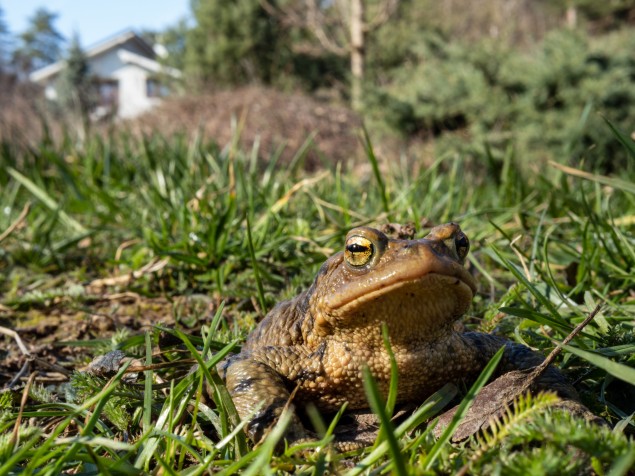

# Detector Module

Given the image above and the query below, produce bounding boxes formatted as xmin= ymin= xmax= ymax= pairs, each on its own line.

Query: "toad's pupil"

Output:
xmin=347 ymin=243 xmax=370 ymax=253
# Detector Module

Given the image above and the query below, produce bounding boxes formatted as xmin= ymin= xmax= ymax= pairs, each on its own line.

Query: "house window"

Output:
xmin=146 ymin=78 xmax=169 ymax=98
xmin=95 ymin=79 xmax=119 ymax=107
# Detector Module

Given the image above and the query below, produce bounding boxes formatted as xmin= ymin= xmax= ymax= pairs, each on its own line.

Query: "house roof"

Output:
xmin=117 ymin=49 xmax=181 ymax=78
xmin=30 ymin=30 xmax=165 ymax=83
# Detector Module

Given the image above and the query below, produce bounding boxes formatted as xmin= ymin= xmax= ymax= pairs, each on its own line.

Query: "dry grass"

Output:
xmin=0 ymin=83 xmax=364 ymax=170
xmin=0 ymin=79 xmax=53 ymax=147
xmin=129 ymin=85 xmax=363 ymax=169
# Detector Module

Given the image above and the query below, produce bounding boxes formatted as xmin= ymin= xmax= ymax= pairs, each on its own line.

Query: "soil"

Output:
xmin=0 ymin=292 xmax=216 ymax=388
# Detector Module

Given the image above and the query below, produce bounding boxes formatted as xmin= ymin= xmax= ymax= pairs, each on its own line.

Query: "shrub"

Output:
xmin=371 ymin=28 xmax=635 ymax=171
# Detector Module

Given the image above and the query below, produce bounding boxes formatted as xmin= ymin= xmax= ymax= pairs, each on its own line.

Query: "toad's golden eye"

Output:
xmin=345 ymin=235 xmax=374 ymax=267
xmin=455 ymin=231 xmax=470 ymax=261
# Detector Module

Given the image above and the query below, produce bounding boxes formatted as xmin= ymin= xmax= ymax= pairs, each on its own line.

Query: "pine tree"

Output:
xmin=57 ymin=34 xmax=94 ymax=137
xmin=0 ymin=4 xmax=11 ymax=73
xmin=185 ymin=0 xmax=284 ymax=86
xmin=12 ymin=8 xmax=65 ymax=77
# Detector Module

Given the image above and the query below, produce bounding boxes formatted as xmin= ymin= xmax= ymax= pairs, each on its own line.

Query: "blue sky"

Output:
xmin=3 ymin=0 xmax=191 ymax=48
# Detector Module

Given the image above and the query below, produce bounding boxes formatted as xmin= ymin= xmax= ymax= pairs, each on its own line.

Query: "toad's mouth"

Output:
xmin=327 ymin=272 xmax=475 ymax=324
xmin=325 ymin=253 xmax=477 ymax=317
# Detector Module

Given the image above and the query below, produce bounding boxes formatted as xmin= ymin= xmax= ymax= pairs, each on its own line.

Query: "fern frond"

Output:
xmin=473 ymin=411 xmax=635 ymax=475
xmin=69 ymin=371 xmax=140 ymax=431
xmin=29 ymin=383 xmax=57 ymax=404
xmin=456 ymin=392 xmax=563 ymax=474
xmin=473 ymin=391 xmax=560 ymax=459
xmin=0 ymin=391 xmax=13 ymax=410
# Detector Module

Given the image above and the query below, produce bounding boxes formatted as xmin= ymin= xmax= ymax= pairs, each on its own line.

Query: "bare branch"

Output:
xmin=528 ymin=303 xmax=603 ymax=383
xmin=260 ymin=0 xmax=348 ymax=55
xmin=307 ymin=0 xmax=348 ymax=56
xmin=365 ymin=0 xmax=400 ymax=31
xmin=259 ymin=0 xmax=305 ymax=27
xmin=259 ymin=0 xmax=277 ymax=16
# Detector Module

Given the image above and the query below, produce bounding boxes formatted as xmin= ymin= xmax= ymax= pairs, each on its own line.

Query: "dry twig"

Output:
xmin=0 ymin=325 xmax=32 ymax=357
xmin=10 ymin=372 xmax=37 ymax=448
xmin=0 ymin=202 xmax=30 ymax=243
xmin=525 ymin=303 xmax=603 ymax=389
xmin=88 ymin=257 xmax=169 ymax=288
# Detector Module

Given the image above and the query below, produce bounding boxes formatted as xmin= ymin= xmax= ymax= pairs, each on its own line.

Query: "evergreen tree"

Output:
xmin=12 ymin=8 xmax=65 ymax=77
xmin=185 ymin=0 xmax=284 ymax=86
xmin=57 ymin=34 xmax=94 ymax=135
xmin=141 ymin=18 xmax=189 ymax=73
xmin=0 ymin=4 xmax=11 ymax=72
xmin=157 ymin=19 xmax=189 ymax=73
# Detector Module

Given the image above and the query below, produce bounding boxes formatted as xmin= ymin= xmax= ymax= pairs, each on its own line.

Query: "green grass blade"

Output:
xmin=550 ymin=162 xmax=635 ymax=195
xmin=500 ymin=307 xmax=575 ymax=336
xmin=563 ymin=345 xmax=635 ymax=385
xmin=7 ymin=166 xmax=87 ymax=233
xmin=360 ymin=124 xmax=390 ymax=218
xmin=143 ymin=332 xmax=153 ymax=433
xmin=347 ymin=384 xmax=456 ymax=476
xmin=603 ymin=118 xmax=635 ymax=160
xmin=381 ymin=324 xmax=398 ymax=417
xmin=423 ymin=346 xmax=505 ymax=471
xmin=607 ymin=448 xmax=635 ymax=476
xmin=287 ymin=131 xmax=317 ymax=173
xmin=242 ymin=413 xmax=292 ymax=476
xmin=246 ymin=216 xmax=267 ymax=315
xmin=0 ymin=431 xmax=42 ymax=476
xmin=155 ymin=452 xmax=180 ymax=476
xmin=491 ymin=245 xmax=562 ymax=320
xmin=51 ymin=436 xmax=136 ymax=451
xmin=362 ymin=366 xmax=408 ymax=476
xmin=204 ymin=301 xmax=226 ymax=357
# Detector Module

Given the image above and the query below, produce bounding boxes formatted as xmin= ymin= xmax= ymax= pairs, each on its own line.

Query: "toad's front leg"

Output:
xmin=220 ymin=349 xmax=311 ymax=445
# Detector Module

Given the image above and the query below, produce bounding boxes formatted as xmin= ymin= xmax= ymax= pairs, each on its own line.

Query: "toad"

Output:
xmin=220 ymin=223 xmax=586 ymax=447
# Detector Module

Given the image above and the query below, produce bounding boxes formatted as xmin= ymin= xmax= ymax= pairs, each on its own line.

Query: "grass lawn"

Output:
xmin=1 ymin=126 xmax=634 ymax=474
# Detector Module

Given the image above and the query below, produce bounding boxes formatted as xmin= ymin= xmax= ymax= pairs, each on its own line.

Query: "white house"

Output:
xmin=29 ymin=30 xmax=181 ymax=119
